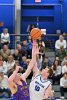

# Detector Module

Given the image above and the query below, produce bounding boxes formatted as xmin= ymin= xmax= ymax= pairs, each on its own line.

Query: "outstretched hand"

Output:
xmin=15 ymin=66 xmax=21 ymax=73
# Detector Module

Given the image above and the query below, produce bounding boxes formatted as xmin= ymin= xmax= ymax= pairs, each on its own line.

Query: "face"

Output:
xmin=41 ymin=67 xmax=49 ymax=78
xmin=28 ymin=36 xmax=31 ymax=40
xmin=8 ymin=55 xmax=14 ymax=61
xmin=15 ymin=50 xmax=19 ymax=55
xmin=17 ymin=45 xmax=22 ymax=50
xmin=59 ymin=35 xmax=64 ymax=41
xmin=64 ymin=74 xmax=67 ymax=79
xmin=22 ymin=56 xmax=26 ymax=62
xmin=3 ymin=45 xmax=8 ymax=51
xmin=55 ymin=60 xmax=58 ymax=65
xmin=23 ymin=41 xmax=27 ymax=46
xmin=44 ymin=58 xmax=48 ymax=63
xmin=3 ymin=29 xmax=8 ymax=34
xmin=0 ymin=61 xmax=3 ymax=66
xmin=55 ymin=57 xmax=59 ymax=60
xmin=65 ymin=62 xmax=67 ymax=66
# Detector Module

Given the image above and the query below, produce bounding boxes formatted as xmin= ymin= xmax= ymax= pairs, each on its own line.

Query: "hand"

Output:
xmin=15 ymin=66 xmax=21 ymax=72
xmin=64 ymin=84 xmax=67 ymax=88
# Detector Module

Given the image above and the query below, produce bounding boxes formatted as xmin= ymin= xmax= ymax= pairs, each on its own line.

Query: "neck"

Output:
xmin=41 ymin=74 xmax=47 ymax=80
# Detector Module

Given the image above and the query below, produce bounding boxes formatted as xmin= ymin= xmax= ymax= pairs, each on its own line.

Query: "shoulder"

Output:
xmin=60 ymin=77 xmax=64 ymax=81
xmin=1 ymin=33 xmax=3 ymax=35
xmin=63 ymin=40 xmax=66 ymax=42
xmin=7 ymin=33 xmax=10 ymax=36
xmin=56 ymin=40 xmax=59 ymax=43
xmin=62 ymin=65 xmax=66 ymax=68
xmin=31 ymin=74 xmax=41 ymax=81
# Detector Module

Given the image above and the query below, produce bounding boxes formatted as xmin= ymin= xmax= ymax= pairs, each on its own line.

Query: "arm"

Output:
xmin=1 ymin=33 xmax=4 ymax=43
xmin=8 ymin=66 xmax=20 ymax=82
xmin=21 ymin=56 xmax=36 ymax=79
xmin=8 ymin=66 xmax=20 ymax=94
xmin=60 ymin=78 xmax=64 ymax=87
xmin=64 ymin=40 xmax=66 ymax=49
xmin=8 ymin=33 xmax=10 ymax=43
xmin=44 ymin=84 xmax=54 ymax=99
xmin=55 ymin=40 xmax=59 ymax=49
xmin=32 ymin=62 xmax=40 ymax=77
xmin=21 ymin=40 xmax=40 ymax=79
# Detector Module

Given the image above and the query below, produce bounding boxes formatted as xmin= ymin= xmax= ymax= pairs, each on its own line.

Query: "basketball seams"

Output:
xmin=30 ymin=28 xmax=41 ymax=40
xmin=33 ymin=33 xmax=41 ymax=39
xmin=31 ymin=30 xmax=40 ymax=37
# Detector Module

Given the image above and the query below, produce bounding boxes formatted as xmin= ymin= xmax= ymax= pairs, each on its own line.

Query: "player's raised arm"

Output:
xmin=21 ymin=40 xmax=39 ymax=79
xmin=8 ymin=66 xmax=20 ymax=82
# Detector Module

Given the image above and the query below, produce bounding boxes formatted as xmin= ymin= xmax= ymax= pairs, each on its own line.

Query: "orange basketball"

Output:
xmin=30 ymin=28 xmax=41 ymax=40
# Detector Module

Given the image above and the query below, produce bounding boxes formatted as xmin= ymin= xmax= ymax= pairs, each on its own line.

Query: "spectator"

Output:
xmin=27 ymin=36 xmax=32 ymax=59
xmin=0 ymin=45 xmax=11 ymax=61
xmin=55 ymin=34 xmax=66 ymax=50
xmin=61 ymin=55 xmax=67 ymax=66
xmin=0 ymin=71 xmax=11 ymax=98
xmin=17 ymin=44 xmax=26 ymax=56
xmin=60 ymin=72 xmax=67 ymax=99
xmin=22 ymin=40 xmax=28 ymax=57
xmin=42 ymin=57 xmax=52 ymax=69
xmin=0 ymin=55 xmax=7 ymax=74
xmin=27 ymin=24 xmax=36 ymax=34
xmin=38 ymin=41 xmax=45 ymax=54
xmin=38 ymin=37 xmax=45 ymax=48
xmin=19 ymin=56 xmax=27 ymax=70
xmin=62 ymin=60 xmax=67 ymax=75
xmin=13 ymin=49 xmax=22 ymax=62
xmin=6 ymin=55 xmax=15 ymax=71
xmin=56 ymin=46 xmax=67 ymax=61
xmin=55 ymin=56 xmax=61 ymax=64
xmin=63 ymin=32 xmax=67 ymax=41
xmin=52 ymin=60 xmax=62 ymax=84
xmin=1 ymin=28 xmax=10 ymax=46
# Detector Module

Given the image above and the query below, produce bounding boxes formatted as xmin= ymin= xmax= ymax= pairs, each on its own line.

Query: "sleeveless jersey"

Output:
xmin=13 ymin=80 xmax=30 ymax=100
xmin=29 ymin=74 xmax=51 ymax=100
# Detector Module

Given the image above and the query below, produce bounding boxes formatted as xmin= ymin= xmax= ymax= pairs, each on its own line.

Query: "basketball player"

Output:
xmin=8 ymin=47 xmax=37 ymax=100
xmin=29 ymin=40 xmax=54 ymax=100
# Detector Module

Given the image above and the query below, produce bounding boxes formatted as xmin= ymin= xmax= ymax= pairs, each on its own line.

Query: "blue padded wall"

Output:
xmin=21 ymin=0 xmax=67 ymax=34
xmin=0 ymin=0 xmax=14 ymax=34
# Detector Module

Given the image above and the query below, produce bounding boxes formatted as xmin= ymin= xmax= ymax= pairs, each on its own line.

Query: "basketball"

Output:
xmin=30 ymin=28 xmax=41 ymax=40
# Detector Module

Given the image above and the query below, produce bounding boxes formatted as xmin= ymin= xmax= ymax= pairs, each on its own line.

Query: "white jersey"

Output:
xmin=29 ymin=74 xmax=51 ymax=100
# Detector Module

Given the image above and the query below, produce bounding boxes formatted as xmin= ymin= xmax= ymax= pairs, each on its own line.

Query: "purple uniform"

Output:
xmin=13 ymin=80 xmax=30 ymax=100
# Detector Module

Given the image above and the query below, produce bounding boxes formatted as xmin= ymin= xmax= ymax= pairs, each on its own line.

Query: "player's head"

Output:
xmin=8 ymin=66 xmax=23 ymax=83
xmin=41 ymin=67 xmax=53 ymax=78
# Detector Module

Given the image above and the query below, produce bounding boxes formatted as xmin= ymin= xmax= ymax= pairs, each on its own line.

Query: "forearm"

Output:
xmin=8 ymin=70 xmax=17 ymax=82
xmin=22 ymin=57 xmax=36 ymax=79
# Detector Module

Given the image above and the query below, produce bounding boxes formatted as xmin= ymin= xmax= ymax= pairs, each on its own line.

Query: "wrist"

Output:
xmin=14 ymin=70 xmax=18 ymax=74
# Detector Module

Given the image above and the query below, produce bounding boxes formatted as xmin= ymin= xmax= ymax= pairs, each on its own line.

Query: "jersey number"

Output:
xmin=35 ymin=85 xmax=40 ymax=91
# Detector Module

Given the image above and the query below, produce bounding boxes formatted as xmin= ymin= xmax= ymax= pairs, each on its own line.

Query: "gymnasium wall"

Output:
xmin=21 ymin=0 xmax=67 ymax=34
xmin=0 ymin=0 xmax=14 ymax=34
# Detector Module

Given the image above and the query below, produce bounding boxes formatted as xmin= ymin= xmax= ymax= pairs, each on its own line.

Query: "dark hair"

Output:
xmin=41 ymin=67 xmax=53 ymax=78
xmin=53 ymin=60 xmax=60 ymax=71
xmin=48 ymin=68 xmax=53 ymax=77
xmin=63 ymin=72 xmax=67 ymax=75
xmin=7 ymin=65 xmax=25 ymax=78
xmin=7 ymin=68 xmax=14 ymax=78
